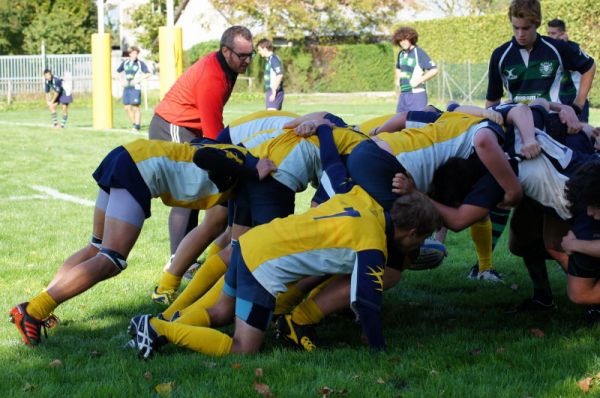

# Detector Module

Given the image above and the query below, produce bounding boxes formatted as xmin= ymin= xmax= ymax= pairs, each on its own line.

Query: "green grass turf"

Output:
xmin=1 ymin=94 xmax=599 ymax=397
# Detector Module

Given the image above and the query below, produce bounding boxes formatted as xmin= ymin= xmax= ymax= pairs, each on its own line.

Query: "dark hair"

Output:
xmin=547 ymin=18 xmax=566 ymax=31
xmin=430 ymin=157 xmax=484 ymax=207
xmin=256 ymin=38 xmax=273 ymax=51
xmin=392 ymin=26 xmax=418 ymax=46
xmin=390 ymin=192 xmax=442 ymax=236
xmin=43 ymin=69 xmax=52 ymax=75
xmin=565 ymin=159 xmax=600 ymax=214
xmin=508 ymin=0 xmax=541 ymax=27
xmin=220 ymin=26 xmax=252 ymax=49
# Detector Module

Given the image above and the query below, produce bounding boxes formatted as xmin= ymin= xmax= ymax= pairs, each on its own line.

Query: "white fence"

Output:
xmin=0 ymin=54 xmax=94 ymax=97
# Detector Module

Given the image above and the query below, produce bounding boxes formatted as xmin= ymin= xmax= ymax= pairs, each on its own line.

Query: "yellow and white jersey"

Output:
xmin=219 ymin=110 xmax=299 ymax=148
xmin=375 ymin=112 xmax=494 ymax=192
xmin=358 ymin=114 xmax=396 ymax=134
xmin=239 ymin=184 xmax=389 ymax=297
xmin=123 ymin=139 xmax=245 ymax=209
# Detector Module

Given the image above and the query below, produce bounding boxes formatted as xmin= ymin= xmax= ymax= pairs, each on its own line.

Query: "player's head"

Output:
xmin=128 ymin=46 xmax=140 ymax=59
xmin=221 ymin=25 xmax=254 ymax=74
xmin=392 ymin=26 xmax=418 ymax=50
xmin=508 ymin=0 xmax=541 ymax=48
xmin=565 ymin=159 xmax=600 ymax=220
xmin=389 ymin=192 xmax=442 ymax=253
xmin=256 ymin=38 xmax=273 ymax=58
xmin=430 ymin=157 xmax=483 ymax=207
xmin=43 ymin=69 xmax=52 ymax=80
xmin=546 ymin=19 xmax=566 ymax=39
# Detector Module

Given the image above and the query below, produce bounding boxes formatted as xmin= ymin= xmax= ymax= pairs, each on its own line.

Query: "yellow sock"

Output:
xmin=156 ymin=271 xmax=182 ymax=293
xmin=274 ymin=284 xmax=305 ymax=315
xmin=150 ymin=318 xmax=232 ymax=356
xmin=162 ymin=255 xmax=227 ymax=320
xmin=175 ymin=301 xmax=212 ymax=326
xmin=205 ymin=241 xmax=222 ymax=258
xmin=470 ymin=217 xmax=493 ymax=272
xmin=27 ymin=291 xmax=58 ymax=321
xmin=306 ymin=276 xmax=336 ymax=300
xmin=291 ymin=297 xmax=324 ymax=326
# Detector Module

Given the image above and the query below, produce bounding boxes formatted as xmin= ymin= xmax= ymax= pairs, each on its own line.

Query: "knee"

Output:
xmin=231 ymin=337 xmax=261 ymax=354
xmin=567 ymin=288 xmax=589 ymax=305
xmin=207 ymin=301 xmax=234 ymax=326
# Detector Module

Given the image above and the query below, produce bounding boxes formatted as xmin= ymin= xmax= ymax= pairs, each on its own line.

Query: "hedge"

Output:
xmin=184 ymin=0 xmax=600 ymax=104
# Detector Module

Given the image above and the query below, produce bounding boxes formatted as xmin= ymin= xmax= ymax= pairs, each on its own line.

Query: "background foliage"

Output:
xmin=184 ymin=0 xmax=600 ymax=104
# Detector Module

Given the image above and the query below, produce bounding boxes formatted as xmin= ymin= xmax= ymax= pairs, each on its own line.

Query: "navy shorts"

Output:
xmin=57 ymin=94 xmax=73 ymax=105
xmin=122 ymin=86 xmax=141 ymax=105
xmin=347 ymin=140 xmax=406 ymax=211
xmin=234 ymin=176 xmax=295 ymax=227
xmin=223 ymin=241 xmax=275 ymax=331
xmin=92 ymin=146 xmax=153 ymax=218
xmin=266 ymin=89 xmax=284 ymax=110
xmin=396 ymin=91 xmax=428 ymax=112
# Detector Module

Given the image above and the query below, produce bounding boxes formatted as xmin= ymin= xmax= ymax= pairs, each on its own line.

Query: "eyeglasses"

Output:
xmin=225 ymin=46 xmax=256 ymax=61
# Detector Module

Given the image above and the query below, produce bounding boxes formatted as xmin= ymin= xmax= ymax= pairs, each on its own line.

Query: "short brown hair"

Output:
xmin=508 ymin=0 xmax=541 ymax=27
xmin=220 ymin=26 xmax=253 ymax=49
xmin=390 ymin=192 xmax=442 ymax=236
xmin=256 ymin=38 xmax=273 ymax=51
xmin=392 ymin=26 xmax=418 ymax=46
xmin=128 ymin=46 xmax=140 ymax=54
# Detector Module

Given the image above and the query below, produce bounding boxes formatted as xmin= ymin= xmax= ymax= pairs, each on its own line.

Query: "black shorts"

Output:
xmin=148 ymin=114 xmax=202 ymax=143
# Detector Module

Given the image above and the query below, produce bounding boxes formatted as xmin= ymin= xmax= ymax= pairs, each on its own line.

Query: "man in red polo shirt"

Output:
xmin=148 ymin=26 xmax=255 ymax=281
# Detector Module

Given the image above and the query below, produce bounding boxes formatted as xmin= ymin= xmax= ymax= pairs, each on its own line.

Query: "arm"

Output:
xmin=351 ymin=249 xmax=386 ymax=350
xmin=473 ymin=129 xmax=522 ymax=207
xmin=562 ymin=230 xmax=600 ymax=257
xmin=430 ymin=200 xmax=490 ymax=232
xmin=411 ymin=68 xmax=438 ymax=87
xmin=452 ymin=105 xmax=504 ymax=125
xmin=506 ymin=103 xmax=541 ymax=159
xmin=283 ymin=112 xmax=330 ymax=130
xmin=485 ymin=51 xmax=503 ymax=108
xmin=195 ymin=76 xmax=227 ymax=139
xmin=370 ymin=112 xmax=408 ymax=135
xmin=574 ymin=62 xmax=596 ymax=109
xmin=547 ymin=101 xmax=582 ymax=133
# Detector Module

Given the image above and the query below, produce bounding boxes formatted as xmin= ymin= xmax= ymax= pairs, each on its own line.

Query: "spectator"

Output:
xmin=116 ymin=46 xmax=150 ymax=133
xmin=256 ymin=39 xmax=285 ymax=110
xmin=43 ymin=69 xmax=73 ymax=129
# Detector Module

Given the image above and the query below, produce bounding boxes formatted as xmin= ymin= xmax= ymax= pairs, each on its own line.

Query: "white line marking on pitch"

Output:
xmin=6 ymin=194 xmax=49 ymax=201
xmin=30 ymin=185 xmax=95 ymax=207
xmin=0 ymin=120 xmax=145 ymax=136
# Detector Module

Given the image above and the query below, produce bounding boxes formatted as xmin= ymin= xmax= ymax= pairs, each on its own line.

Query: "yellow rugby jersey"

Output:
xmin=375 ymin=112 xmax=495 ymax=192
xmin=239 ymin=184 xmax=388 ymax=295
xmin=306 ymin=125 xmax=369 ymax=157
xmin=123 ymin=139 xmax=247 ymax=209
xmin=219 ymin=110 xmax=299 ymax=147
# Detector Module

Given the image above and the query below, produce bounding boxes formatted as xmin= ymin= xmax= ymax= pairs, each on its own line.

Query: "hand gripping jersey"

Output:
xmin=122 ymin=139 xmax=247 ymax=209
xmin=375 ymin=112 xmax=500 ymax=192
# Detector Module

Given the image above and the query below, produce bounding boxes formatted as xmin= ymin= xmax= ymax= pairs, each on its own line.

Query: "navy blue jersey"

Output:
xmin=44 ymin=76 xmax=64 ymax=95
xmin=264 ymin=54 xmax=283 ymax=92
xmin=487 ymin=35 xmax=594 ymax=105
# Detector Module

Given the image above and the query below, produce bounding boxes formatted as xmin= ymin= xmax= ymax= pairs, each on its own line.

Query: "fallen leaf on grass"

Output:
xmin=578 ymin=377 xmax=593 ymax=392
xmin=143 ymin=371 xmax=152 ymax=380
xmin=255 ymin=368 xmax=264 ymax=377
xmin=22 ymin=383 xmax=34 ymax=392
xmin=231 ymin=363 xmax=242 ymax=369
xmin=319 ymin=386 xmax=333 ymax=397
xmin=376 ymin=378 xmax=385 ymax=384
xmin=253 ymin=382 xmax=274 ymax=397
xmin=155 ymin=382 xmax=174 ymax=396
xmin=510 ymin=283 xmax=519 ymax=291
xmin=469 ymin=348 xmax=482 ymax=356
xmin=204 ymin=361 xmax=217 ymax=368
xmin=388 ymin=356 xmax=401 ymax=364
xmin=530 ymin=328 xmax=545 ymax=338
xmin=496 ymin=347 xmax=506 ymax=354
xmin=49 ymin=359 xmax=62 ymax=368
xmin=90 ymin=350 xmax=102 ymax=358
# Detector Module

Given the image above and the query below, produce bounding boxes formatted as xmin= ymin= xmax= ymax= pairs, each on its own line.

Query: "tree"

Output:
xmin=23 ymin=0 xmax=97 ymax=54
xmin=209 ymin=0 xmax=416 ymax=42
xmin=425 ymin=0 xmax=509 ymax=16
xmin=0 ymin=0 xmax=38 ymax=54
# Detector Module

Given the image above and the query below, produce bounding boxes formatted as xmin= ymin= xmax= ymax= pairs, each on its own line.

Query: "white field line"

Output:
xmin=0 ymin=120 xmax=145 ymax=136
xmin=28 ymin=185 xmax=95 ymax=207
xmin=6 ymin=194 xmax=49 ymax=201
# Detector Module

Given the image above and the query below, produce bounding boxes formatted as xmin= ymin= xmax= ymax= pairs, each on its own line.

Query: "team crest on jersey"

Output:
xmin=539 ymin=62 xmax=554 ymax=77
xmin=504 ymin=68 xmax=518 ymax=80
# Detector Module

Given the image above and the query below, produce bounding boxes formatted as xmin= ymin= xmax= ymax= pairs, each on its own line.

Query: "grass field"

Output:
xmin=1 ymin=94 xmax=600 ymax=397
